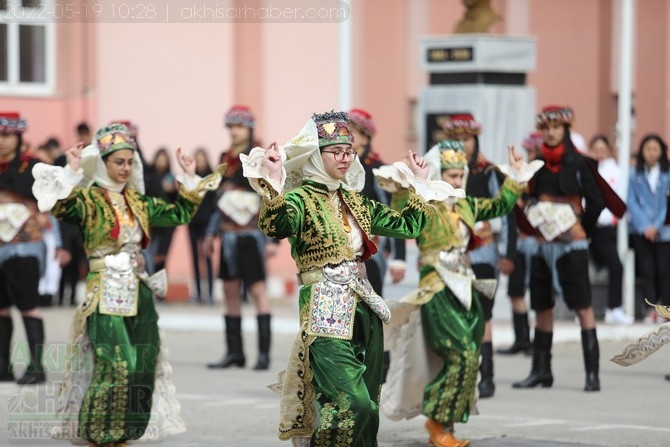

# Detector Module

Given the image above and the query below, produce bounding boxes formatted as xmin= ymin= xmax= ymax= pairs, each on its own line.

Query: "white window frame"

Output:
xmin=0 ymin=0 xmax=56 ymax=96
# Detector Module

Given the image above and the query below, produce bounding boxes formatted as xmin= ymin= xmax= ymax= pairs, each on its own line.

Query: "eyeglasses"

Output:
xmin=321 ymin=148 xmax=357 ymax=162
xmin=107 ymin=158 xmax=135 ymax=168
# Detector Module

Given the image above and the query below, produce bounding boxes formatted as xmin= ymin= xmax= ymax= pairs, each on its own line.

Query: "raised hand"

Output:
xmin=508 ymin=145 xmax=523 ymax=172
xmin=263 ymin=142 xmax=283 ymax=183
xmin=407 ymin=150 xmax=429 ymax=180
xmin=65 ymin=142 xmax=84 ymax=172
xmin=177 ymin=147 xmax=196 ymax=177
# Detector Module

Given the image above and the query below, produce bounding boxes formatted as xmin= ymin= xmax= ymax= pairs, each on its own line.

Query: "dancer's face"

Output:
xmin=441 ymin=168 xmax=465 ymax=189
xmin=541 ymin=123 xmax=565 ymax=148
xmin=104 ymin=149 xmax=135 ymax=184
xmin=350 ymin=126 xmax=369 ymax=156
xmin=0 ymin=132 xmax=19 ymax=160
xmin=227 ymin=124 xmax=251 ymax=146
xmin=320 ymin=144 xmax=355 ymax=180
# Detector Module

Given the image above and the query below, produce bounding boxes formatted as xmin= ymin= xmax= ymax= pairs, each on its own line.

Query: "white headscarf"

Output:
xmin=79 ymin=143 xmax=145 ymax=194
xmin=282 ymin=119 xmax=365 ymax=192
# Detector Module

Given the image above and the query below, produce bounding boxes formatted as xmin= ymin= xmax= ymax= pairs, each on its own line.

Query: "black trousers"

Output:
xmin=632 ymin=235 xmax=670 ymax=306
xmin=589 ymin=226 xmax=623 ymax=309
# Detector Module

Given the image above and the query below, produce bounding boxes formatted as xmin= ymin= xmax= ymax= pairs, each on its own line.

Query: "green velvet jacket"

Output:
xmin=52 ymin=185 xmax=202 ymax=255
xmin=257 ymin=179 xmax=434 ymax=273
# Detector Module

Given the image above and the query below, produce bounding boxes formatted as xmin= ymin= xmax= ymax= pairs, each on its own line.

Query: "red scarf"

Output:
xmin=541 ymin=143 xmax=565 ymax=173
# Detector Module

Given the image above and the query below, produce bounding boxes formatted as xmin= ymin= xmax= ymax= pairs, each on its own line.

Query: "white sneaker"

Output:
xmin=604 ymin=307 xmax=634 ymax=325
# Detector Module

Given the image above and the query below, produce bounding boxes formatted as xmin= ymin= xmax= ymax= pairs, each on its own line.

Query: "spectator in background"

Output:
xmin=588 ymin=135 xmax=631 ymax=325
xmin=150 ymin=147 xmax=178 ymax=275
xmin=76 ymin=122 xmax=92 ymax=146
xmin=627 ymin=134 xmax=670 ymax=324
xmin=189 ymin=147 xmax=216 ymax=304
xmin=55 ymin=123 xmax=91 ymax=167
xmin=36 ymin=138 xmax=61 ymax=165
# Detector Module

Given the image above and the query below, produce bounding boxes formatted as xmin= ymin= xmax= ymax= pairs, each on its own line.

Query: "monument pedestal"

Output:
xmin=418 ymin=34 xmax=536 ymax=164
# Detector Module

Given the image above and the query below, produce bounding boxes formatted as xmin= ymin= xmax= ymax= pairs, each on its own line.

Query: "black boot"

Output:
xmin=581 ymin=328 xmax=600 ymax=392
xmin=253 ymin=314 xmax=271 ymax=370
xmin=17 ymin=317 xmax=46 ymax=385
xmin=381 ymin=351 xmax=391 ymax=384
xmin=497 ymin=312 xmax=532 ymax=355
xmin=208 ymin=316 xmax=245 ymax=368
xmin=0 ymin=316 xmax=14 ymax=382
xmin=478 ymin=342 xmax=495 ymax=398
xmin=512 ymin=329 xmax=553 ymax=388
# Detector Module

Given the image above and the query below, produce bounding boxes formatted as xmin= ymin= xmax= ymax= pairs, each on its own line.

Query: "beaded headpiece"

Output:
xmin=535 ymin=106 xmax=574 ymax=129
xmin=224 ymin=105 xmax=255 ymax=128
xmin=95 ymin=124 xmax=136 ymax=157
xmin=348 ymin=108 xmax=377 ymax=138
xmin=438 ymin=140 xmax=468 ymax=170
xmin=0 ymin=112 xmax=27 ymax=134
xmin=443 ymin=113 xmax=481 ymax=140
xmin=312 ymin=111 xmax=353 ymax=147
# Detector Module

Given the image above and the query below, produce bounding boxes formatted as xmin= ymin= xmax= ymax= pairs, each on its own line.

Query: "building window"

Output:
xmin=0 ymin=0 xmax=55 ymax=95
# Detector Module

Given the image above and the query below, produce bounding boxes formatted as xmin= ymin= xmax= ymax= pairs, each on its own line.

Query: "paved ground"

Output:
xmin=1 ymin=241 xmax=667 ymax=447
xmin=1 ymin=298 xmax=668 ymax=447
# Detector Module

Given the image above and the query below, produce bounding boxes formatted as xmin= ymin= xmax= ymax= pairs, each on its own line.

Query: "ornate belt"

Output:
xmin=298 ymin=261 xmax=367 ymax=286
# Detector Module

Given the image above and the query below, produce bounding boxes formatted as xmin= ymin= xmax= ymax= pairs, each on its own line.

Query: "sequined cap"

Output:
xmin=95 ymin=124 xmax=136 ymax=157
xmin=437 ymin=140 xmax=468 ymax=169
xmin=312 ymin=111 xmax=353 ymax=147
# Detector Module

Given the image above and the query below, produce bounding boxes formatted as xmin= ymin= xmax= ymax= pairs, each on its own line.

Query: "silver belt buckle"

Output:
xmin=323 ymin=262 xmax=355 ymax=284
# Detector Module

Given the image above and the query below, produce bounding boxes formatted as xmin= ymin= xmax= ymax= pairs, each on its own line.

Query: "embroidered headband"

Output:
xmin=224 ymin=105 xmax=255 ymax=128
xmin=536 ymin=106 xmax=574 ymax=129
xmin=0 ymin=112 xmax=27 ymax=134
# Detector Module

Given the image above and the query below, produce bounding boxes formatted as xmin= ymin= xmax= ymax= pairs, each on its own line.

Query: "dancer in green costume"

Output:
xmin=241 ymin=111 xmax=462 ymax=447
xmin=379 ymin=141 xmax=541 ymax=447
xmin=32 ymin=124 xmax=224 ymax=446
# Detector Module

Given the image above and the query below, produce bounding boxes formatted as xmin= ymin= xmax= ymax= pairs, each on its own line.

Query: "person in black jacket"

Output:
xmin=206 ymin=106 xmax=272 ymax=371
xmin=512 ymin=106 xmax=606 ymax=392
xmin=0 ymin=112 xmax=50 ymax=384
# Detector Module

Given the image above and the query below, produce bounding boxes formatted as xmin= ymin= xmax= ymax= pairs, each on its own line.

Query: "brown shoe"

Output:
xmin=425 ymin=419 xmax=470 ymax=447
